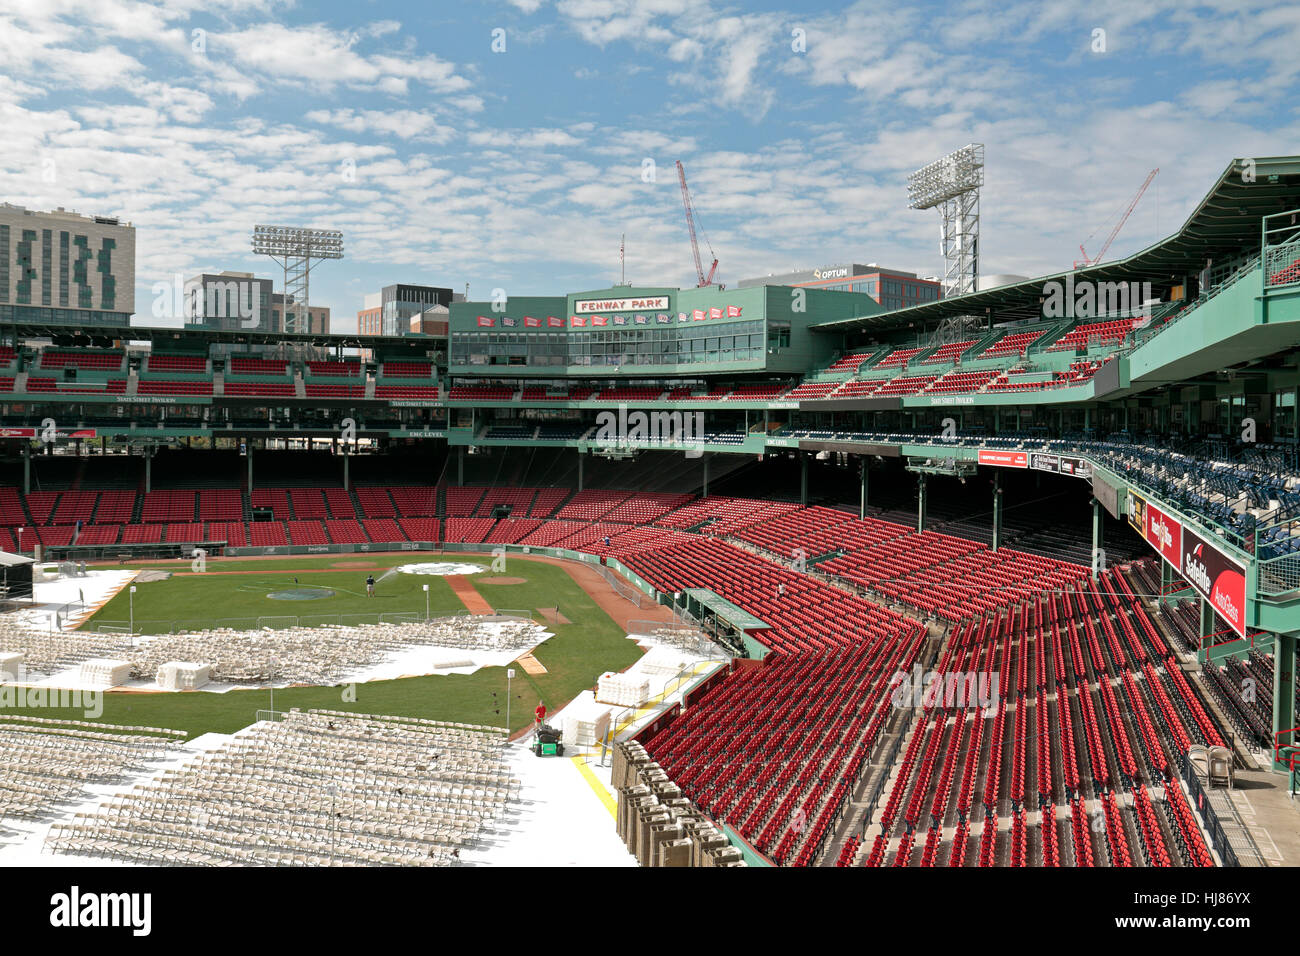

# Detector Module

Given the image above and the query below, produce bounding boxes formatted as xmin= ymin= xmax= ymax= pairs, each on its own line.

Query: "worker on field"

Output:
xmin=535 ymin=701 xmax=547 ymax=726
xmin=366 ymin=574 xmax=375 ymax=597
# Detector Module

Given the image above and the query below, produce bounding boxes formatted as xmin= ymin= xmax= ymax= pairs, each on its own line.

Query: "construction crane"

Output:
xmin=1075 ymin=168 xmax=1159 ymax=268
xmin=676 ymin=160 xmax=719 ymax=287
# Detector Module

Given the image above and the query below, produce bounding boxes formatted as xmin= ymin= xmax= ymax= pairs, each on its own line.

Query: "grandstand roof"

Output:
xmin=812 ymin=155 xmax=1300 ymax=332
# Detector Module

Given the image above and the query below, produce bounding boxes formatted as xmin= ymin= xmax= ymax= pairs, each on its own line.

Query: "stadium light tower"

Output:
xmin=908 ymin=144 xmax=984 ymax=298
xmin=251 ymin=225 xmax=344 ymax=334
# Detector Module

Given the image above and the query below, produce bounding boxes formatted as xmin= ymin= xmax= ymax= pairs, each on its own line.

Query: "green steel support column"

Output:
xmin=22 ymin=443 xmax=30 ymax=494
xmin=1160 ymin=559 xmax=1174 ymax=603
xmin=247 ymin=443 xmax=253 ymax=491
xmin=1196 ymin=597 xmax=1216 ymax=665
xmin=800 ymin=453 xmax=808 ymax=506
xmin=1091 ymin=498 xmax=1103 ymax=581
xmin=859 ymin=461 xmax=869 ymax=520
xmin=703 ymin=455 xmax=709 ymax=498
xmin=992 ymin=473 xmax=1003 ymax=552
xmin=578 ymin=452 xmax=584 ymax=492
xmin=917 ymin=473 xmax=927 ymax=532
xmin=1273 ymin=633 xmax=1297 ymax=772
xmin=343 ymin=451 xmax=350 ymax=492
xmin=145 ymin=450 xmax=151 ymax=494
xmin=457 ymin=446 xmax=464 ymax=486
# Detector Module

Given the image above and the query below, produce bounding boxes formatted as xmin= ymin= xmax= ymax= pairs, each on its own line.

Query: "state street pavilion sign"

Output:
xmin=573 ymin=296 xmax=670 ymax=313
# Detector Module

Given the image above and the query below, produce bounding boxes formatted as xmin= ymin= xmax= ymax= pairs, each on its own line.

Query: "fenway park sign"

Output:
xmin=574 ymin=296 xmax=669 ymax=313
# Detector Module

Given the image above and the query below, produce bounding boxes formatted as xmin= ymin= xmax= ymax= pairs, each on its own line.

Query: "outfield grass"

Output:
xmin=8 ymin=556 xmax=644 ymax=739
xmin=88 ymin=561 xmax=470 ymax=631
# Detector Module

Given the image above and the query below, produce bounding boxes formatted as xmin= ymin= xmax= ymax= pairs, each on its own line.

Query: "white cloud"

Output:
xmin=306 ymin=108 xmax=457 ymax=143
xmin=211 ymin=22 xmax=473 ymax=95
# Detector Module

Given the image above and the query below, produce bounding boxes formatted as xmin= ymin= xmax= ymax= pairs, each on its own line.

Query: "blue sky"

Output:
xmin=1 ymin=0 xmax=1297 ymax=331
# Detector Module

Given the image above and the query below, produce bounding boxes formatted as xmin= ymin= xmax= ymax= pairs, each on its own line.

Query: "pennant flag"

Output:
xmin=476 ymin=315 xmax=494 ymax=327
xmin=692 ymin=309 xmax=706 ymax=321
xmin=726 ymin=305 xmax=742 ymax=317
xmin=547 ymin=316 xmax=564 ymax=327
xmin=524 ymin=315 xmax=541 ymax=327
xmin=708 ymin=307 xmax=722 ymax=319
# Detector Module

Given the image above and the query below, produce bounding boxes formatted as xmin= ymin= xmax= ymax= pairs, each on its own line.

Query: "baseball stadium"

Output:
xmin=3 ymin=154 xmax=1300 ymax=873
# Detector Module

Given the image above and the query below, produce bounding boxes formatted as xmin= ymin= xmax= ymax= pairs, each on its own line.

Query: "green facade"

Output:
xmin=447 ymin=284 xmax=879 ymax=376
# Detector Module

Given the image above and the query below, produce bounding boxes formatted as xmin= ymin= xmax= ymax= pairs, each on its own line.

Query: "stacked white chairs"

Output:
xmin=597 ymin=671 xmax=651 ymax=707
xmin=155 ymin=662 xmax=210 ymax=690
xmin=79 ymin=658 xmax=132 ymax=687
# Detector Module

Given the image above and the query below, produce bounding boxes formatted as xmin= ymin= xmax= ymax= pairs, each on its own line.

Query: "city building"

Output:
xmin=381 ymin=283 xmax=455 ymax=335
xmin=0 ymin=203 xmax=135 ymax=326
xmin=184 ymin=271 xmax=272 ymax=331
xmin=357 ymin=292 xmax=382 ymax=336
xmin=271 ymin=293 xmax=330 ymax=334
xmin=737 ymin=263 xmax=941 ymax=310
xmin=409 ymin=304 xmax=449 ymax=337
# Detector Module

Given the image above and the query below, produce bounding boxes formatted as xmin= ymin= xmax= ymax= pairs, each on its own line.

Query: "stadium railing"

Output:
xmin=1174 ymin=749 xmax=1241 ymax=867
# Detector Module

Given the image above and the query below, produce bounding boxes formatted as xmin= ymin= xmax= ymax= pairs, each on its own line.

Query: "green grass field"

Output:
xmin=5 ymin=554 xmax=644 ymax=739
xmin=89 ymin=559 xmax=470 ymax=632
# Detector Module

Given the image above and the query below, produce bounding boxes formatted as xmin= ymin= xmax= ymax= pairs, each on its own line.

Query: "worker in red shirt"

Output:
xmin=534 ymin=701 xmax=547 ymax=725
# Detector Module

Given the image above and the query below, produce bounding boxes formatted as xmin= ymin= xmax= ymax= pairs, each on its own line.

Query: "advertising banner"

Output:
xmin=1142 ymin=500 xmax=1182 ymax=568
xmin=1127 ymin=489 xmax=1145 ymax=535
xmin=1059 ymin=455 xmax=1092 ymax=479
xmin=0 ymin=427 xmax=97 ymax=438
xmin=1181 ymin=526 xmax=1248 ymax=638
xmin=977 ymin=449 xmax=1028 ymax=468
